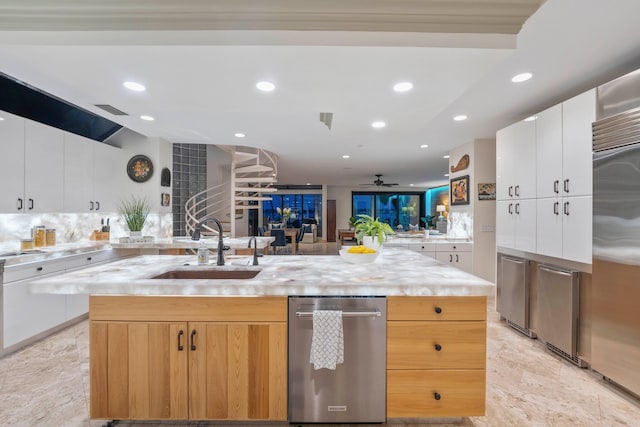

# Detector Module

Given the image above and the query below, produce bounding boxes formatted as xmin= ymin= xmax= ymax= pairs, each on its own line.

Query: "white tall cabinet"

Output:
xmin=535 ymin=89 xmax=595 ymax=264
xmin=496 ymin=119 xmax=537 ymax=253
xmin=497 ymin=88 xmax=594 ymax=264
xmin=0 ymin=111 xmax=26 ymax=212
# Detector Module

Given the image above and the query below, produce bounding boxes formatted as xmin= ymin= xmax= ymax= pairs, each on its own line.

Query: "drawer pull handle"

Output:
xmin=434 ymin=392 xmax=441 ymax=401
xmin=36 ymin=266 xmax=43 ymax=271
xmin=434 ymin=306 xmax=442 ymax=314
xmin=434 ymin=343 xmax=442 ymax=351
xmin=87 ymin=257 xmax=92 ymax=261
xmin=177 ymin=330 xmax=184 ymax=351
xmin=190 ymin=329 xmax=197 ymax=351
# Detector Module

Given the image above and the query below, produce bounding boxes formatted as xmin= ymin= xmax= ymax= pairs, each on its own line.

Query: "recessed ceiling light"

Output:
xmin=443 ymin=155 xmax=450 ymax=159
xmin=256 ymin=81 xmax=275 ymax=92
xmin=123 ymin=81 xmax=146 ymax=92
xmin=342 ymin=155 xmax=350 ymax=159
xmin=511 ymin=72 xmax=533 ymax=83
xmin=524 ymin=116 xmax=537 ymax=122
xmin=371 ymin=121 xmax=386 ymax=129
xmin=234 ymin=133 xmax=246 ymax=138
xmin=453 ymin=115 xmax=467 ymax=121
xmin=393 ymin=82 xmax=413 ymax=92
xmin=420 ymin=144 xmax=429 ymax=148
xmin=140 ymin=115 xmax=154 ymax=121
xmin=444 ymin=173 xmax=450 ymax=177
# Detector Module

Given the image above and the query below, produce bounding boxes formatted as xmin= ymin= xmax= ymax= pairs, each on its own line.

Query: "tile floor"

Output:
xmin=1 ymin=246 xmax=639 ymax=426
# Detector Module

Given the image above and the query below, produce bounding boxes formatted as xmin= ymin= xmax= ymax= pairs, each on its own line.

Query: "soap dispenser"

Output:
xmin=197 ymin=241 xmax=210 ymax=265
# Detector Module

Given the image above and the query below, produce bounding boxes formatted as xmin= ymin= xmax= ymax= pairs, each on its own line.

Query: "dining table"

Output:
xmin=338 ymin=229 xmax=356 ymax=246
xmin=265 ymin=228 xmax=300 ymax=254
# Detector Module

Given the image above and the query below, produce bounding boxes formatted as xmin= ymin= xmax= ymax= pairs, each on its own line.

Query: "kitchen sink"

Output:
xmin=151 ymin=269 xmax=260 ymax=280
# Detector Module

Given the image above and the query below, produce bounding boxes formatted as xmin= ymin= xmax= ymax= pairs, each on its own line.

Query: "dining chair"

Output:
xmin=269 ymin=229 xmax=287 ymax=255
xmin=295 ymin=226 xmax=306 ymax=254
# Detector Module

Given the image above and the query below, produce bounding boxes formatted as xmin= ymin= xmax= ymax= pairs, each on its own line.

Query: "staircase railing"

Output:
xmin=185 ymin=181 xmax=231 ymax=238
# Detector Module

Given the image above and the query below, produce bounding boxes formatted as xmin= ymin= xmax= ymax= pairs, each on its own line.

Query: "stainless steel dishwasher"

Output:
xmin=288 ymin=296 xmax=386 ymax=423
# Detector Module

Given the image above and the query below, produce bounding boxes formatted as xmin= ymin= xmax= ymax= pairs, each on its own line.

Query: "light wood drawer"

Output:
xmin=90 ymin=296 xmax=287 ymax=322
xmin=387 ymin=369 xmax=485 ymax=417
xmin=387 ymin=296 xmax=486 ymax=321
xmin=388 ymin=321 xmax=486 ymax=370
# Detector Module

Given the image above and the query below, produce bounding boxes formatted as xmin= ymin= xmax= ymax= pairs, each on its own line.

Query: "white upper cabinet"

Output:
xmin=562 ymin=89 xmax=596 ymax=197
xmin=0 ymin=111 xmax=26 ymax=212
xmin=496 ymin=119 xmax=536 ymax=201
xmin=535 ymin=104 xmax=563 ymax=199
xmin=64 ymin=132 xmax=123 ymax=213
xmin=24 ymin=120 xmax=64 ymax=213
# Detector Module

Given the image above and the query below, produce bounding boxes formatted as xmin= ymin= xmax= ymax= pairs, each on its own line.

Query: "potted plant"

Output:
xmin=354 ymin=214 xmax=394 ymax=251
xmin=119 ymin=196 xmax=150 ymax=236
xmin=348 ymin=216 xmax=358 ymax=230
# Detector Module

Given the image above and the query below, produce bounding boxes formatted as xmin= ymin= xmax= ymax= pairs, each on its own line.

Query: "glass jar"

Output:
xmin=20 ymin=238 xmax=34 ymax=251
xmin=45 ymin=229 xmax=56 ymax=246
xmin=33 ymin=226 xmax=46 ymax=247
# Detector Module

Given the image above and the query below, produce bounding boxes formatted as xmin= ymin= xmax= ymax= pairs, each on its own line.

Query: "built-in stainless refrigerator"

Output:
xmin=592 ymin=69 xmax=640 ymax=397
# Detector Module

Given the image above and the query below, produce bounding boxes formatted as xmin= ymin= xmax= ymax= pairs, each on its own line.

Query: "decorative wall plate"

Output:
xmin=127 ymin=155 xmax=154 ymax=183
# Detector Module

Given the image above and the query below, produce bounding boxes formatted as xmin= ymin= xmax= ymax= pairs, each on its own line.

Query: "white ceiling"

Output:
xmin=1 ymin=0 xmax=640 ymax=188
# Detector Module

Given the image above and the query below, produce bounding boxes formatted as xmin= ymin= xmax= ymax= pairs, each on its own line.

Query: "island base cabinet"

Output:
xmin=387 ymin=370 xmax=486 ymax=417
xmin=89 ymin=296 xmax=287 ymax=422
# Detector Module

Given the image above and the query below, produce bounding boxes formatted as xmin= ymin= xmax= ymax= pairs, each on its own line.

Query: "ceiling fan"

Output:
xmin=359 ymin=174 xmax=399 ymax=187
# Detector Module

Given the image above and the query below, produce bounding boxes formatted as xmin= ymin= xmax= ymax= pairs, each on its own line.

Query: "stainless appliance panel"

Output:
xmin=593 ymin=132 xmax=640 ymax=396
xmin=537 ymin=265 xmax=579 ymax=356
xmin=497 ymin=255 xmax=530 ymax=329
xmin=288 ymin=296 xmax=386 ymax=423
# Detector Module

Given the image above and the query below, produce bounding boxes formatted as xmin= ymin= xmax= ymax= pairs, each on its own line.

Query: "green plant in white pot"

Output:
xmin=119 ymin=196 xmax=150 ymax=236
xmin=354 ymin=214 xmax=394 ymax=252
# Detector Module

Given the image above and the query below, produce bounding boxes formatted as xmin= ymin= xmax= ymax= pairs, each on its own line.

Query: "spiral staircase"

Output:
xmin=185 ymin=147 xmax=278 ymax=237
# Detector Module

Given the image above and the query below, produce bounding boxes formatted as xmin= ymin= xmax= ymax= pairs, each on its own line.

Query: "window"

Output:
xmin=352 ymin=191 xmax=425 ymax=230
xmin=263 ymin=194 xmax=322 ymax=236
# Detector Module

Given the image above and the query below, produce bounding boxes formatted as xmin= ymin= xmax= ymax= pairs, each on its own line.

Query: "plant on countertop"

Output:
xmin=354 ymin=214 xmax=395 ymax=245
xmin=119 ymin=196 xmax=150 ymax=232
xmin=348 ymin=216 xmax=358 ymax=229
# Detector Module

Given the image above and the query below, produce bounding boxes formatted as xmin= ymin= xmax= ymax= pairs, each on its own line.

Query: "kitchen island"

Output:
xmin=29 ymin=247 xmax=494 ymax=423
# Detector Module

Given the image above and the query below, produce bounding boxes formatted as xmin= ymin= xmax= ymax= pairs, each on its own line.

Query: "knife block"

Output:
xmin=90 ymin=230 xmax=110 ymax=241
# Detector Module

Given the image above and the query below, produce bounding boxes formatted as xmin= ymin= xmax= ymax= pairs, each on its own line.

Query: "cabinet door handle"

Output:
xmin=515 ymin=185 xmax=520 ymax=197
xmin=456 ymin=254 xmax=459 ymax=263
xmin=178 ymin=330 xmax=184 ymax=351
xmin=190 ymin=329 xmax=197 ymax=351
xmin=434 ymin=343 xmax=442 ymax=352
xmin=508 ymin=186 xmax=513 ymax=197
xmin=449 ymin=254 xmax=453 ymax=262
xmin=564 ymin=179 xmax=569 ymax=193
xmin=28 ymin=198 xmax=34 ymax=210
xmin=434 ymin=392 xmax=442 ymax=401
xmin=87 ymin=257 xmax=92 ymax=261
xmin=553 ymin=201 xmax=559 ymax=215
xmin=554 ymin=180 xmax=559 ymax=194
xmin=89 ymin=201 xmax=94 ymax=211
xmin=564 ymin=201 xmax=569 ymax=216
xmin=508 ymin=203 xmax=513 ymax=214
xmin=36 ymin=266 xmax=43 ymax=271
xmin=515 ymin=203 xmax=520 ymax=215
xmin=434 ymin=306 xmax=442 ymax=314
xmin=17 ymin=198 xmax=23 ymax=210
xmin=95 ymin=201 xmax=100 ymax=211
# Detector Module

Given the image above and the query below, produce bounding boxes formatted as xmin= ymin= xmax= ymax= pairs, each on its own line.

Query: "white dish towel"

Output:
xmin=309 ymin=310 xmax=344 ymax=370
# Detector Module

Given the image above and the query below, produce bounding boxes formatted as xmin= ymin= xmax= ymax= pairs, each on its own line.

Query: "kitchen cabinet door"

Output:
xmin=496 ymin=126 xmax=515 ymax=201
xmin=188 ymin=322 xmax=287 ymax=421
xmin=514 ymin=199 xmax=536 ymax=253
xmin=63 ymin=132 xmax=94 ymax=212
xmin=93 ymin=142 xmax=123 ymax=213
xmin=24 ymin=120 xmax=64 ymax=212
xmin=435 ymin=251 xmax=472 ymax=273
xmin=90 ymin=321 xmax=189 ymax=420
xmin=512 ymin=119 xmax=537 ymax=199
xmin=562 ymin=196 xmax=592 ymax=264
xmin=0 ymin=111 xmax=26 ymax=213
xmin=536 ymin=104 xmax=563 ymax=199
xmin=536 ymin=197 xmax=563 ymax=259
xmin=562 ymin=89 xmax=596 ymax=197
xmin=496 ymin=200 xmax=515 ymax=249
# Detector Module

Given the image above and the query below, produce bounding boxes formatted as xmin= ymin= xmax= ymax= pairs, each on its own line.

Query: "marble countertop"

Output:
xmin=386 ymin=235 xmax=471 ymax=245
xmin=28 ymin=247 xmax=494 ymax=297
xmin=110 ymin=236 xmax=275 ymax=250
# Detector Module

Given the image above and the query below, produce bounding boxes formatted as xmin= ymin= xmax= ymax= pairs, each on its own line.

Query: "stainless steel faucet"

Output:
xmin=191 ymin=217 xmax=227 ymax=266
xmin=247 ymin=236 xmax=259 ymax=266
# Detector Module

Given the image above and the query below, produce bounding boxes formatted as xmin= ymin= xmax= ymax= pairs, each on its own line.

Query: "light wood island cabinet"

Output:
xmin=387 ymin=296 xmax=487 ymax=418
xmin=89 ymin=296 xmax=287 ymax=421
